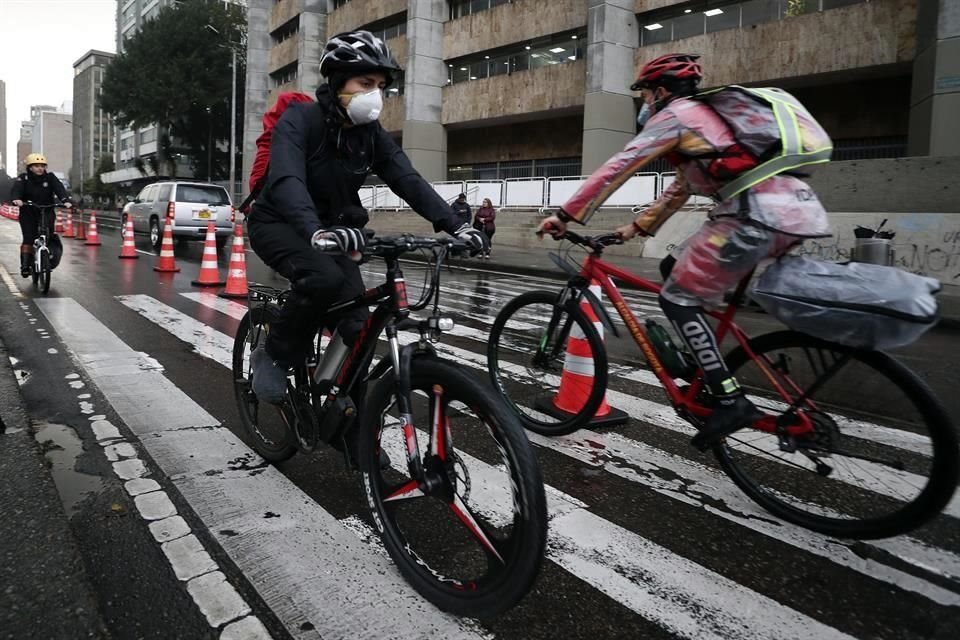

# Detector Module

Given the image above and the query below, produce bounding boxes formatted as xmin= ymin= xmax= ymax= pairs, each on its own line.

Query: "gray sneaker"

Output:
xmin=251 ymin=346 xmax=289 ymax=405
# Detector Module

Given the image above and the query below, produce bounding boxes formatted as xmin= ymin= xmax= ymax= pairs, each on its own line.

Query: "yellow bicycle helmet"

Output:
xmin=25 ymin=153 xmax=48 ymax=167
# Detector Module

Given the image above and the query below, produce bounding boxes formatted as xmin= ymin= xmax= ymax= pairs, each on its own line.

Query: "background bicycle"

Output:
xmin=488 ymin=231 xmax=958 ymax=540
xmin=20 ymin=201 xmax=63 ymax=294
xmin=232 ymin=234 xmax=548 ymax=617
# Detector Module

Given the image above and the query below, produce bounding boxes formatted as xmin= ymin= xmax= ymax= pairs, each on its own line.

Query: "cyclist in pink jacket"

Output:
xmin=538 ymin=54 xmax=831 ymax=451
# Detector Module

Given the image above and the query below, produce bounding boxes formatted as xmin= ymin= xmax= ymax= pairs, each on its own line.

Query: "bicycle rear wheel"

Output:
xmin=487 ymin=290 xmax=608 ymax=435
xmin=360 ymin=356 xmax=547 ymax=616
xmin=719 ymin=330 xmax=958 ymax=539
xmin=232 ymin=307 xmax=297 ymax=462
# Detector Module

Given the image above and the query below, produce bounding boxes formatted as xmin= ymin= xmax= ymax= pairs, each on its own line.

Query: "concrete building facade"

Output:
xmin=72 ymin=51 xmax=116 ymax=195
xmin=0 ymin=80 xmax=7 ymax=173
xmin=242 ymin=0 xmax=958 ymax=191
xmin=30 ymin=106 xmax=73 ymax=179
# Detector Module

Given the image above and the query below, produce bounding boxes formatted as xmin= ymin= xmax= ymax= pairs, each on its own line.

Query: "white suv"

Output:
xmin=125 ymin=181 xmax=234 ymax=250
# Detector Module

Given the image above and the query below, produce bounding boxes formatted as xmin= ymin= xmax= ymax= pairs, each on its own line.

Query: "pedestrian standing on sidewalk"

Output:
xmin=474 ymin=198 xmax=497 ymax=258
xmin=452 ymin=193 xmax=471 ymax=228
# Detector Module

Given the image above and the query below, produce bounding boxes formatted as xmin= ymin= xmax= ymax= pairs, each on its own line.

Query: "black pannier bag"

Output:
xmin=751 ymin=256 xmax=940 ymax=350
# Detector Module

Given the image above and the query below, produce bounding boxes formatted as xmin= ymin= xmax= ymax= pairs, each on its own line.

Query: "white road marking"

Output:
xmin=377 ymin=420 xmax=853 ymax=640
xmin=40 ymin=297 xmax=486 ymax=639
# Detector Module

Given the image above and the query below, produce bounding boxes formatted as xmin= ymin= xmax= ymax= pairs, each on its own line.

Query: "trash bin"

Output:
xmin=853 ymin=237 xmax=895 ymax=266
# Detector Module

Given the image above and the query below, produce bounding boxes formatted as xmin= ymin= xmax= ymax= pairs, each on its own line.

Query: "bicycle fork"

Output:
xmin=386 ymin=326 xmax=452 ymax=495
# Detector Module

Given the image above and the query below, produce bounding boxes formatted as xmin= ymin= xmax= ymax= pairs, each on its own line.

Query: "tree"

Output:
xmin=100 ymin=0 xmax=246 ymax=180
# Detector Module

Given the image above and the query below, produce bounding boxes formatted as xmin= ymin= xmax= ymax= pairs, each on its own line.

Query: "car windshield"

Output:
xmin=176 ymin=185 xmax=230 ymax=205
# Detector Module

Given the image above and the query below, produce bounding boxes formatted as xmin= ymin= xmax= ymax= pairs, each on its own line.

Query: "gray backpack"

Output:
xmin=751 ymin=256 xmax=940 ymax=350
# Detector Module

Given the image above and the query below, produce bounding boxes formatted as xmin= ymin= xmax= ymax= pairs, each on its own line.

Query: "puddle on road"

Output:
xmin=34 ymin=422 xmax=105 ymax=514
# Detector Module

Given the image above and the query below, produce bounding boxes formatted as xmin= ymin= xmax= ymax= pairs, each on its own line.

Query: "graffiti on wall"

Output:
xmin=759 ymin=214 xmax=960 ymax=283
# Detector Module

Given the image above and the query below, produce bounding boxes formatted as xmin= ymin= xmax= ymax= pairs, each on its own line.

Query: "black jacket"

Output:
xmin=11 ymin=171 xmax=68 ymax=208
xmin=252 ymin=85 xmax=458 ymax=240
xmin=451 ymin=200 xmax=471 ymax=227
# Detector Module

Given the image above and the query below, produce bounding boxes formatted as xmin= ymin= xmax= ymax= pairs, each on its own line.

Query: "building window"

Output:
xmin=446 ymin=30 xmax=585 ymax=85
xmin=638 ymin=0 xmax=870 ymax=46
xmin=363 ymin=15 xmax=407 ymax=43
xmin=332 ymin=0 xmax=351 ymax=9
xmin=139 ymin=128 xmax=157 ymax=145
xmin=270 ymin=62 xmax=298 ymax=87
xmin=449 ymin=0 xmax=511 ymax=21
xmin=271 ymin=16 xmax=299 ymax=44
xmin=385 ymin=71 xmax=405 ymax=99
xmin=448 ymin=157 xmax=581 ymax=181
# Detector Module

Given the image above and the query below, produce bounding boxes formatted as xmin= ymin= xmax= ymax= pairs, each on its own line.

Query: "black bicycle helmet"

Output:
xmin=320 ymin=30 xmax=402 ymax=88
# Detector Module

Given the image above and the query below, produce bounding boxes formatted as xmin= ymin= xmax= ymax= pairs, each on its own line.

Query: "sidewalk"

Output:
xmin=0 ymin=329 xmax=108 ymax=638
xmin=411 ymin=242 xmax=960 ymax=331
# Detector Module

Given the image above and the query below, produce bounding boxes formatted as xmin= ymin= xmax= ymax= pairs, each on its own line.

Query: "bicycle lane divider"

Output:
xmin=127 ymin=294 xmax=857 ymax=639
xmin=37 ymin=297 xmax=487 ymax=640
xmin=170 ymin=294 xmax=960 ymax=611
xmin=28 ymin=296 xmax=269 ymax=638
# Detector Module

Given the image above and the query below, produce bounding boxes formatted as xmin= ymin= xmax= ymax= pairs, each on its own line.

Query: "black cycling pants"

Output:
xmin=18 ymin=208 xmax=54 ymax=246
xmin=248 ymin=218 xmax=368 ymax=367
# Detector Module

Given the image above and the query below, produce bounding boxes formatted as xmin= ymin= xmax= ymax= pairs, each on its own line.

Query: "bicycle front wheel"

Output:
xmin=360 ymin=356 xmax=547 ymax=617
xmin=38 ymin=252 xmax=50 ymax=294
xmin=488 ymin=290 xmax=608 ymax=435
xmin=719 ymin=330 xmax=959 ymax=539
xmin=232 ymin=307 xmax=297 ymax=462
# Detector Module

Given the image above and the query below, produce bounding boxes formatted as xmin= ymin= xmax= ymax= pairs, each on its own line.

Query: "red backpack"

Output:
xmin=239 ymin=92 xmax=315 ymax=212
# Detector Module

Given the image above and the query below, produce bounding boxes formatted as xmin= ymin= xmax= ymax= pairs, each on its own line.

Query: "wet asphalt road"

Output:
xmin=0 ymin=216 xmax=958 ymax=640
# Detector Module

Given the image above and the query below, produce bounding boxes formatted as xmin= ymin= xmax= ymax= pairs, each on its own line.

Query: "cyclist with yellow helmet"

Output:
xmin=12 ymin=153 xmax=71 ymax=277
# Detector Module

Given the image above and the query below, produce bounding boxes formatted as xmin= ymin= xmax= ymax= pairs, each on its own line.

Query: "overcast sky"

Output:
xmin=0 ymin=0 xmax=116 ymax=173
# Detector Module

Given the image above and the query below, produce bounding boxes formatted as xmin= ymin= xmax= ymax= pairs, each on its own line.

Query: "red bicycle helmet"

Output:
xmin=631 ymin=53 xmax=703 ymax=91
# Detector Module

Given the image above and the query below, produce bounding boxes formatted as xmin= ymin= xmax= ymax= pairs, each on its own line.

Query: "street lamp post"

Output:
xmin=229 ymin=47 xmax=237 ymax=203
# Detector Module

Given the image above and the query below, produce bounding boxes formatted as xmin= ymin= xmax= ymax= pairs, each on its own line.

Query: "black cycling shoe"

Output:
xmin=20 ymin=254 xmax=31 ymax=278
xmin=691 ymin=394 xmax=763 ymax=452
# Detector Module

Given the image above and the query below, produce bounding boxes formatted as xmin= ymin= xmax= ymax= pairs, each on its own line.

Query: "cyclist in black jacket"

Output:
xmin=11 ymin=153 xmax=71 ymax=277
xmin=248 ymin=30 xmax=488 ymax=404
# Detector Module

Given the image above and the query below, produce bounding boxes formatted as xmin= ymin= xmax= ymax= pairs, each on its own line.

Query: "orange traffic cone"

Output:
xmin=75 ymin=210 xmax=87 ymax=240
xmin=119 ymin=217 xmax=138 ymax=259
xmin=534 ymin=280 xmax=628 ymax=427
xmin=63 ymin=209 xmax=75 ymax=238
xmin=219 ymin=223 xmax=248 ymax=298
xmin=84 ymin=211 xmax=101 ymax=246
xmin=154 ymin=220 xmax=180 ymax=272
xmin=55 ymin=209 xmax=64 ymax=233
xmin=191 ymin=222 xmax=225 ymax=286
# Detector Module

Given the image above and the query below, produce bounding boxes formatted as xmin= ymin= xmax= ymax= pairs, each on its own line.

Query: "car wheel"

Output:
xmin=149 ymin=218 xmax=162 ymax=251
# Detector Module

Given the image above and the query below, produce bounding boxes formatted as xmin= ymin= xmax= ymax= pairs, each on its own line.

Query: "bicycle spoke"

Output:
xmin=449 ymin=494 xmax=505 ymax=565
xmin=383 ymin=479 xmax=426 ymax=503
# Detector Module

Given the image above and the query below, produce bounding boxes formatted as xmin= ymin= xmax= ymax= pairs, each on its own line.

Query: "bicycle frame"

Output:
xmin=295 ymin=246 xmax=455 ymax=483
xmin=573 ymin=251 xmax=817 ymax=436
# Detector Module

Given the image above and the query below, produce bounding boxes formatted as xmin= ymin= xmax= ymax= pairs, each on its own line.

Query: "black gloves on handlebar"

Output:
xmin=451 ymin=223 xmax=490 ymax=255
xmin=312 ymin=226 xmax=367 ymax=254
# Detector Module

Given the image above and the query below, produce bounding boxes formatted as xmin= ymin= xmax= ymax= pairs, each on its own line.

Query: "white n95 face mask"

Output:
xmin=341 ymin=89 xmax=383 ymax=125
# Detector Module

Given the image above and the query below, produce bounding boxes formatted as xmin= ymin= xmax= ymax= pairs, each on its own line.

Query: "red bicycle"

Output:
xmin=487 ymin=230 xmax=958 ymax=539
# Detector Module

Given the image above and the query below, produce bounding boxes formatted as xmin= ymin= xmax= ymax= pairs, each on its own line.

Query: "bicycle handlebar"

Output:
xmin=21 ymin=201 xmax=62 ymax=209
xmin=554 ymin=229 xmax=624 ymax=251
xmin=314 ymin=234 xmax=473 ymax=258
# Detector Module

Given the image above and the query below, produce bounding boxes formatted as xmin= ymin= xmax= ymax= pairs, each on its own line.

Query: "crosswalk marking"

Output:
xmin=161 ymin=294 xmax=960 ymax=611
xmin=36 ymin=297 xmax=487 ymax=639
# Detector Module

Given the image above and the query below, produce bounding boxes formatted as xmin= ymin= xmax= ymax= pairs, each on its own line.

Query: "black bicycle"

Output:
xmin=21 ymin=202 xmax=62 ymax=294
xmin=232 ymin=234 xmax=548 ymax=616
